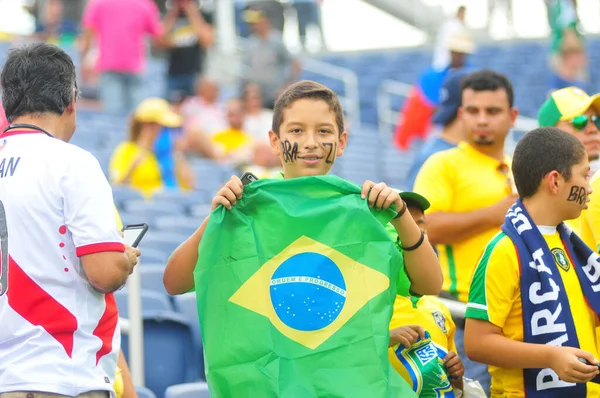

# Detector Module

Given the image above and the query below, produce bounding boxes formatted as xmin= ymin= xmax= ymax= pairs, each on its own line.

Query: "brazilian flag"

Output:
xmin=194 ymin=175 xmax=416 ymax=397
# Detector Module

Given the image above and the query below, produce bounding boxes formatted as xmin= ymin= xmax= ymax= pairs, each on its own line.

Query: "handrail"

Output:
xmin=300 ymin=57 xmax=362 ymax=134
xmin=377 ymin=78 xmax=538 ymax=151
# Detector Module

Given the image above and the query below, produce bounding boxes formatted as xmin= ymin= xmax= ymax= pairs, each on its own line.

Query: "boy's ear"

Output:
xmin=269 ymin=130 xmax=281 ymax=156
xmin=336 ymin=131 xmax=348 ymax=157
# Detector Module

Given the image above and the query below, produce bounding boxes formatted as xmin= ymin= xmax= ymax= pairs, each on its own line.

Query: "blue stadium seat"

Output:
xmin=139 ymin=248 xmax=170 ymax=265
xmin=173 ymin=293 xmax=204 ymax=380
xmin=153 ymin=216 xmax=203 ymax=236
xmin=121 ymin=310 xmax=196 ymax=398
xmin=140 ymin=266 xmax=169 ymax=295
xmin=122 ymin=199 xmax=187 ymax=218
xmin=114 ymin=288 xmax=173 ymax=318
xmin=112 ymin=187 xmax=145 ymax=209
xmin=136 ymin=386 xmax=157 ymax=398
xmin=138 ymin=232 xmax=189 ymax=255
xmin=164 ymin=382 xmax=210 ymax=398
xmin=188 ymin=204 xmax=213 ymax=219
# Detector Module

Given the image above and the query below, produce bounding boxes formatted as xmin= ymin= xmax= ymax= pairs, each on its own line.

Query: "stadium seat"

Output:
xmin=140 ymin=266 xmax=169 ymax=295
xmin=164 ymin=382 xmax=210 ymax=398
xmin=122 ymin=199 xmax=187 ymax=219
xmin=138 ymin=248 xmax=170 ymax=265
xmin=138 ymin=232 xmax=189 ymax=255
xmin=173 ymin=293 xmax=204 ymax=380
xmin=112 ymin=187 xmax=145 ymax=209
xmin=114 ymin=289 xmax=173 ymax=318
xmin=136 ymin=386 xmax=158 ymax=398
xmin=121 ymin=310 xmax=196 ymax=398
xmin=154 ymin=216 xmax=204 ymax=236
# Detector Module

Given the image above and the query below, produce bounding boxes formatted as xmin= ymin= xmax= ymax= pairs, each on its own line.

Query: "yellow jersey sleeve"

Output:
xmin=465 ymin=232 xmax=519 ymax=328
xmin=115 ymin=207 xmax=124 ymax=231
xmin=114 ymin=366 xmax=124 ymax=398
xmin=108 ymin=142 xmax=132 ymax=184
xmin=584 ymin=171 xmax=600 ymax=252
xmin=413 ymin=152 xmax=455 ymax=214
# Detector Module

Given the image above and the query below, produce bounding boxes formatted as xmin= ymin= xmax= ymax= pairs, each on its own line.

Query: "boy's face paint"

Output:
xmin=561 ymin=157 xmax=591 ymax=220
xmin=269 ymin=99 xmax=347 ymax=179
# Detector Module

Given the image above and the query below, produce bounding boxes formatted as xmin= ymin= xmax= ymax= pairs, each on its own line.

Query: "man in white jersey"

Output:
xmin=0 ymin=43 xmax=139 ymax=398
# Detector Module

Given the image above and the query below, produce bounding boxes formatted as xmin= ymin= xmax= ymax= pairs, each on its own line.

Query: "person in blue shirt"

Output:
xmin=405 ymin=69 xmax=471 ymax=190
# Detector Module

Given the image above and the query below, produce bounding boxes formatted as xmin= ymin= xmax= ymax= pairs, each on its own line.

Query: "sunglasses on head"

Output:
xmin=570 ymin=114 xmax=600 ymax=131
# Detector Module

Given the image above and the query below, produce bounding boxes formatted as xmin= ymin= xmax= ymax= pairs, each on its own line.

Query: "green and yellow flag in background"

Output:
xmin=194 ymin=175 xmax=416 ymax=397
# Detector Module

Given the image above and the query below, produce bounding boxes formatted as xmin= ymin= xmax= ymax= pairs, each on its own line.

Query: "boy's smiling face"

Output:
xmin=269 ymin=98 xmax=348 ymax=179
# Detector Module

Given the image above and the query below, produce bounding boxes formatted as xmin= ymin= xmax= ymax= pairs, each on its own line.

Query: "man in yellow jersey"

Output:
xmin=413 ymin=69 xmax=519 ymax=392
xmin=537 ymin=86 xmax=600 ymax=247
xmin=388 ymin=194 xmax=465 ymax=398
xmin=465 ymin=127 xmax=600 ymax=398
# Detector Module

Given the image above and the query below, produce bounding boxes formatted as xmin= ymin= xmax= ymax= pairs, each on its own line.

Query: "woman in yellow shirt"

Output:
xmin=109 ymin=98 xmax=194 ymax=198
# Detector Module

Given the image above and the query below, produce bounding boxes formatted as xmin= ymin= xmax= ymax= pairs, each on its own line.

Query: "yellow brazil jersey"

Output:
xmin=109 ymin=142 xmax=163 ymax=198
xmin=413 ymin=142 xmax=513 ymax=302
xmin=580 ymin=170 xmax=600 ymax=251
xmin=389 ymin=296 xmax=457 ymax=397
xmin=211 ymin=128 xmax=253 ymax=155
xmin=465 ymin=230 xmax=600 ymax=398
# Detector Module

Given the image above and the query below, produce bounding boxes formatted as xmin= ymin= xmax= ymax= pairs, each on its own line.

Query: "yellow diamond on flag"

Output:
xmin=229 ymin=236 xmax=390 ymax=350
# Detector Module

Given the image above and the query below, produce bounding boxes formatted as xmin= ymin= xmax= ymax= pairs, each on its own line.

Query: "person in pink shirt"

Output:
xmin=80 ymin=0 xmax=163 ymax=115
xmin=0 ymin=102 xmax=8 ymax=132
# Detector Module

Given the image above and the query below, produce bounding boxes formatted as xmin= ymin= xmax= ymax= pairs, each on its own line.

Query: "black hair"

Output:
xmin=1 ymin=43 xmax=78 ymax=122
xmin=460 ymin=69 xmax=514 ymax=108
xmin=512 ymin=127 xmax=587 ymax=199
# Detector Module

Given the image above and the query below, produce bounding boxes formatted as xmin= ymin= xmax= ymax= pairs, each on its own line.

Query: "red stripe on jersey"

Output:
xmin=93 ymin=293 xmax=119 ymax=365
xmin=76 ymin=242 xmax=125 ymax=257
xmin=7 ymin=255 xmax=78 ymax=357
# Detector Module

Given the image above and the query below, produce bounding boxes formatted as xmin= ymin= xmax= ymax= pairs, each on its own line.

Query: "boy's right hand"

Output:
xmin=211 ymin=176 xmax=244 ymax=211
xmin=389 ymin=325 xmax=426 ymax=348
xmin=549 ymin=346 xmax=599 ymax=383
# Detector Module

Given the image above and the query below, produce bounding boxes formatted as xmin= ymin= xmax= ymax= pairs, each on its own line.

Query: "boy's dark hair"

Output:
xmin=460 ymin=69 xmax=514 ymax=107
xmin=1 ymin=43 xmax=78 ymax=122
xmin=272 ymin=80 xmax=344 ymax=136
xmin=512 ymin=127 xmax=586 ymax=199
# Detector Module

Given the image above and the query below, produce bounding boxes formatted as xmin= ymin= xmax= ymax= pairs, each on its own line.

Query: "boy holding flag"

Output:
xmin=164 ymin=80 xmax=442 ymax=396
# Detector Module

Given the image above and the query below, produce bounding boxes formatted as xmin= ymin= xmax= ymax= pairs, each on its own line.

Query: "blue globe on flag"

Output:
xmin=270 ymin=252 xmax=347 ymax=331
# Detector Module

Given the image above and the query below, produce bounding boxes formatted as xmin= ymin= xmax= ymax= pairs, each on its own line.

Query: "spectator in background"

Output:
xmin=34 ymin=0 xmax=78 ymax=46
xmin=241 ymin=8 xmax=301 ymax=109
xmin=394 ymin=29 xmax=474 ymax=150
xmin=548 ymin=38 xmax=588 ymax=93
xmin=432 ymin=6 xmax=466 ymax=72
xmin=546 ymin=0 xmax=587 ymax=92
xmin=80 ymin=0 xmax=163 ymax=115
xmin=181 ymin=77 xmax=227 ymax=135
xmin=414 ymin=70 xmax=519 ymax=394
xmin=161 ymin=0 xmax=214 ymax=100
xmin=292 ymin=0 xmax=326 ymax=52
xmin=212 ymin=98 xmax=254 ymax=166
xmin=405 ymin=69 xmax=469 ymax=190
xmin=242 ymin=82 xmax=273 ymax=143
xmin=537 ymin=87 xmax=600 ymax=247
xmin=388 ymin=192 xmax=465 ymax=397
xmin=109 ymin=98 xmax=194 ymax=197
xmin=0 ymin=102 xmax=7 ymax=132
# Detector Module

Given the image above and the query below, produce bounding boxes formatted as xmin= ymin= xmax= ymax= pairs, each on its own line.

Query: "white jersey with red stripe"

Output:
xmin=0 ymin=129 xmax=125 ymax=396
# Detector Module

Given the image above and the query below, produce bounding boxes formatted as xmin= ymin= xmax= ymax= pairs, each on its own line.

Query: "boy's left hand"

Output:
xmin=361 ymin=180 xmax=402 ymax=211
xmin=444 ymin=351 xmax=464 ymax=380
